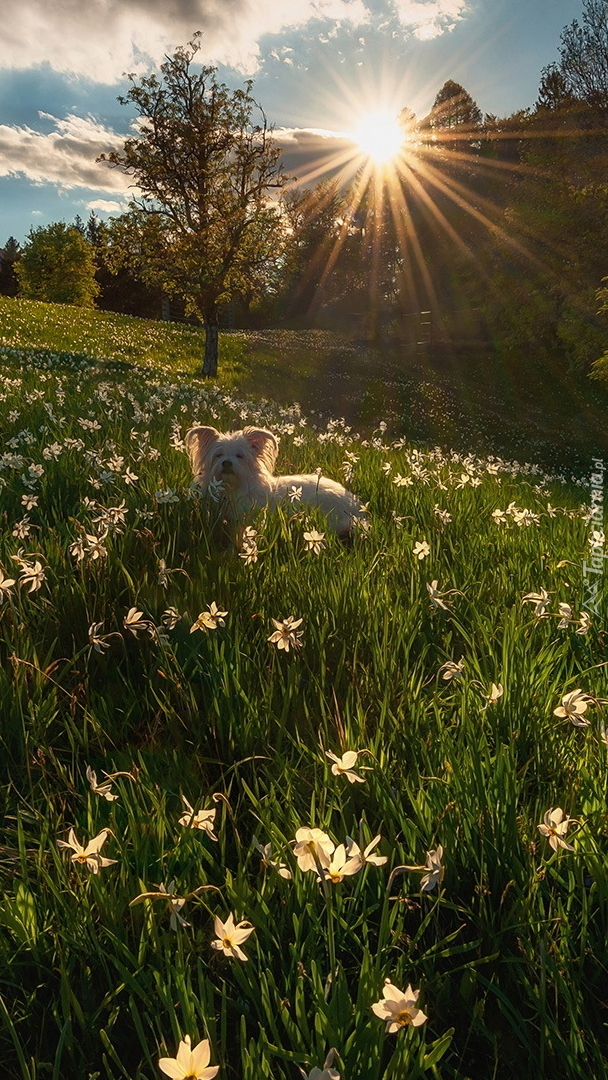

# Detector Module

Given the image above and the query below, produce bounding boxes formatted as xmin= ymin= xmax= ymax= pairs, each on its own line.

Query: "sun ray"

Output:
xmin=408 ymin=151 xmax=548 ymax=270
xmin=383 ymin=167 xmax=438 ymax=314
xmin=314 ymin=157 xmax=376 ymax=300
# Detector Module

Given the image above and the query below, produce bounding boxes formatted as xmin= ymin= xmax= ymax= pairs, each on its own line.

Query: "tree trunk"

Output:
xmin=202 ymin=303 xmax=219 ymax=378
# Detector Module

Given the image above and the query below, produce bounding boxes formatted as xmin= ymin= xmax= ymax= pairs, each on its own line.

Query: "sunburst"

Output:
xmin=279 ymin=74 xmax=570 ymax=367
xmin=350 ymin=109 xmax=406 ymax=165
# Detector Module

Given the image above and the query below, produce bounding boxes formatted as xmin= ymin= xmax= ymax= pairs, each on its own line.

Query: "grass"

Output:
xmin=3 ymin=295 xmax=608 ymax=475
xmin=0 ymin=296 xmax=354 ymax=393
xmin=0 ymin=296 xmax=607 ymax=1079
xmin=0 ymin=295 xmax=246 ymax=379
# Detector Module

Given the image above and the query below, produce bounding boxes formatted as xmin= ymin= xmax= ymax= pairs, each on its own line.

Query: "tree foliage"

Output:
xmin=557 ymin=0 xmax=608 ymax=110
xmin=0 ymin=237 xmax=21 ymax=297
xmin=278 ymin=180 xmax=347 ymax=320
xmin=427 ymin=80 xmax=483 ymax=136
xmin=270 ymin=65 xmax=606 ymax=372
xmin=82 ymin=213 xmax=164 ymax=319
xmin=5 ymin=16 xmax=604 ymax=389
xmin=15 ymin=223 xmax=99 ymax=307
xmin=99 ymin=33 xmax=287 ymax=376
xmin=537 ymin=64 xmax=574 ymax=110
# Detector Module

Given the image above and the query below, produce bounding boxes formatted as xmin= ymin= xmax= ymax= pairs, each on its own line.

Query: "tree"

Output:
xmin=399 ymin=106 xmax=419 ymax=134
xmin=15 ymin=222 xmax=99 ymax=307
xmin=537 ymin=63 xmax=574 ymax=110
xmin=556 ymin=0 xmax=608 ymax=110
xmin=0 ymin=237 xmax=21 ymax=296
xmin=427 ymin=80 xmax=482 ymax=141
xmin=278 ymin=180 xmax=346 ymax=319
xmin=82 ymin=212 xmax=164 ymax=318
xmin=99 ymin=33 xmax=287 ymax=376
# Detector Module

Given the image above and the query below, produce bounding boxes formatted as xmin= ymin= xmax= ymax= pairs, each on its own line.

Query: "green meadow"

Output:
xmin=0 ymin=297 xmax=607 ymax=1080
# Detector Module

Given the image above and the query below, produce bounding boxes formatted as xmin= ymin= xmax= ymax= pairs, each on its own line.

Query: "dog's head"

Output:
xmin=184 ymin=425 xmax=279 ymax=490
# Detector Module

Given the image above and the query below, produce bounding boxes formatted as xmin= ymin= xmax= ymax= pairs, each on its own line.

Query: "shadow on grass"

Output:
xmin=234 ymin=334 xmax=608 ymax=473
xmin=4 ymin=327 xmax=607 ymax=474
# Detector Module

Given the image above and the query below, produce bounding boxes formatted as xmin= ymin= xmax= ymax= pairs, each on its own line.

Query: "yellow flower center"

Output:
xmin=223 ymin=937 xmax=233 ymax=949
xmin=395 ymin=1009 xmax=413 ymax=1026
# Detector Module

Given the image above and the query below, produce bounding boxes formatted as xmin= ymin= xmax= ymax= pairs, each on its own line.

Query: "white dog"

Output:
xmin=184 ymin=425 xmax=366 ymax=538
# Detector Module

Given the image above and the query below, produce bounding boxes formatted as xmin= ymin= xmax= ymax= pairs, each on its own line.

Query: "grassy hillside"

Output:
xmin=0 ymin=299 xmax=607 ymax=1079
xmin=0 ymin=296 xmax=352 ymax=397
xmin=2 ymin=296 xmax=607 ymax=473
xmin=0 ymin=295 xmax=239 ymax=377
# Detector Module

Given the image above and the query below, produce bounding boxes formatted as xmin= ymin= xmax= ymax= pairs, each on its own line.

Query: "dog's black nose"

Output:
xmin=221 ymin=459 xmax=233 ymax=472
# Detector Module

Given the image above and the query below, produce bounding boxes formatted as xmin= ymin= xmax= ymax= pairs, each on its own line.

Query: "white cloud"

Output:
xmin=392 ymin=0 xmax=468 ymax=39
xmin=85 ymin=199 xmax=128 ymax=214
xmin=0 ymin=107 xmax=355 ymax=200
xmin=277 ymin=126 xmax=350 ymax=143
xmin=0 ymin=113 xmax=128 ymax=193
xmin=0 ymin=0 xmax=371 ymax=82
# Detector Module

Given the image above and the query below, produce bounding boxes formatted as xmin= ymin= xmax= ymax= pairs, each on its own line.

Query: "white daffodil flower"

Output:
xmin=553 ymin=689 xmax=593 ymax=727
xmin=85 ymin=765 xmax=118 ymax=801
xmin=293 ymin=827 xmax=335 ymax=873
xmin=211 ymin=912 xmax=254 ymax=962
xmin=371 ymin=980 xmax=428 ymax=1033
xmin=345 ymin=834 xmax=388 ymax=868
xmin=57 ymin=828 xmax=117 ymax=873
xmin=158 ymin=1035 xmax=219 ymax=1079
xmin=420 ymin=846 xmax=445 ymax=892
xmin=538 ymin=807 xmax=575 ymax=852
xmin=325 ymin=750 xmax=365 ymax=784
xmin=268 ymin=616 xmax=304 ymax=652
xmin=303 ymin=529 xmax=326 ymax=554
xmin=521 ymin=588 xmax=551 ymax=618
xmin=178 ymin=796 xmax=218 ymax=840
xmin=190 ymin=603 xmax=228 ymax=632
xmin=253 ymin=838 xmax=292 ymax=879
xmin=318 ymin=843 xmax=363 ymax=884
xmin=302 ymin=1049 xmax=340 ymax=1080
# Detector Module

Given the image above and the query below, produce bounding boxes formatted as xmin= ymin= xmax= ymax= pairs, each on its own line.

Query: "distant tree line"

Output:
xmin=2 ymin=1 xmax=607 ymax=382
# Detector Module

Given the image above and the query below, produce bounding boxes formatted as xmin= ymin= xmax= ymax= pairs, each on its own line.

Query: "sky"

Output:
xmin=0 ymin=0 xmax=585 ymax=246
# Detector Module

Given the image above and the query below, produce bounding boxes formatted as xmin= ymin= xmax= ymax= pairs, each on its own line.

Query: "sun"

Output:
xmin=351 ymin=109 xmax=405 ymax=165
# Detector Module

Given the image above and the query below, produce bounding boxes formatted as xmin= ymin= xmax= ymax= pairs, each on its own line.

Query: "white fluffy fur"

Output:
xmin=184 ymin=425 xmax=366 ymax=537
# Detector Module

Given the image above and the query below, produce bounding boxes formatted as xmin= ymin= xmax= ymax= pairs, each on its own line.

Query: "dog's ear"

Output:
xmin=241 ymin=427 xmax=279 ymax=474
xmin=184 ymin=426 xmax=220 ymax=477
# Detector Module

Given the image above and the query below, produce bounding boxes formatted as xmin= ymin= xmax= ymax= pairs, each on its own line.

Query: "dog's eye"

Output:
xmin=236 ymin=452 xmax=243 ymax=460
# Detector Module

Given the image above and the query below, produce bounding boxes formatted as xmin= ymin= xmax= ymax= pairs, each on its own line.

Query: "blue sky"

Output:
xmin=0 ymin=0 xmax=584 ymax=245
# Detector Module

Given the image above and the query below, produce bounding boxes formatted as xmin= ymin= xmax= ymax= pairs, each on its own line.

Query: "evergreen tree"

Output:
xmin=537 ymin=63 xmax=574 ymax=110
xmin=0 ymin=237 xmax=21 ymax=297
xmin=427 ymin=80 xmax=483 ymax=137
